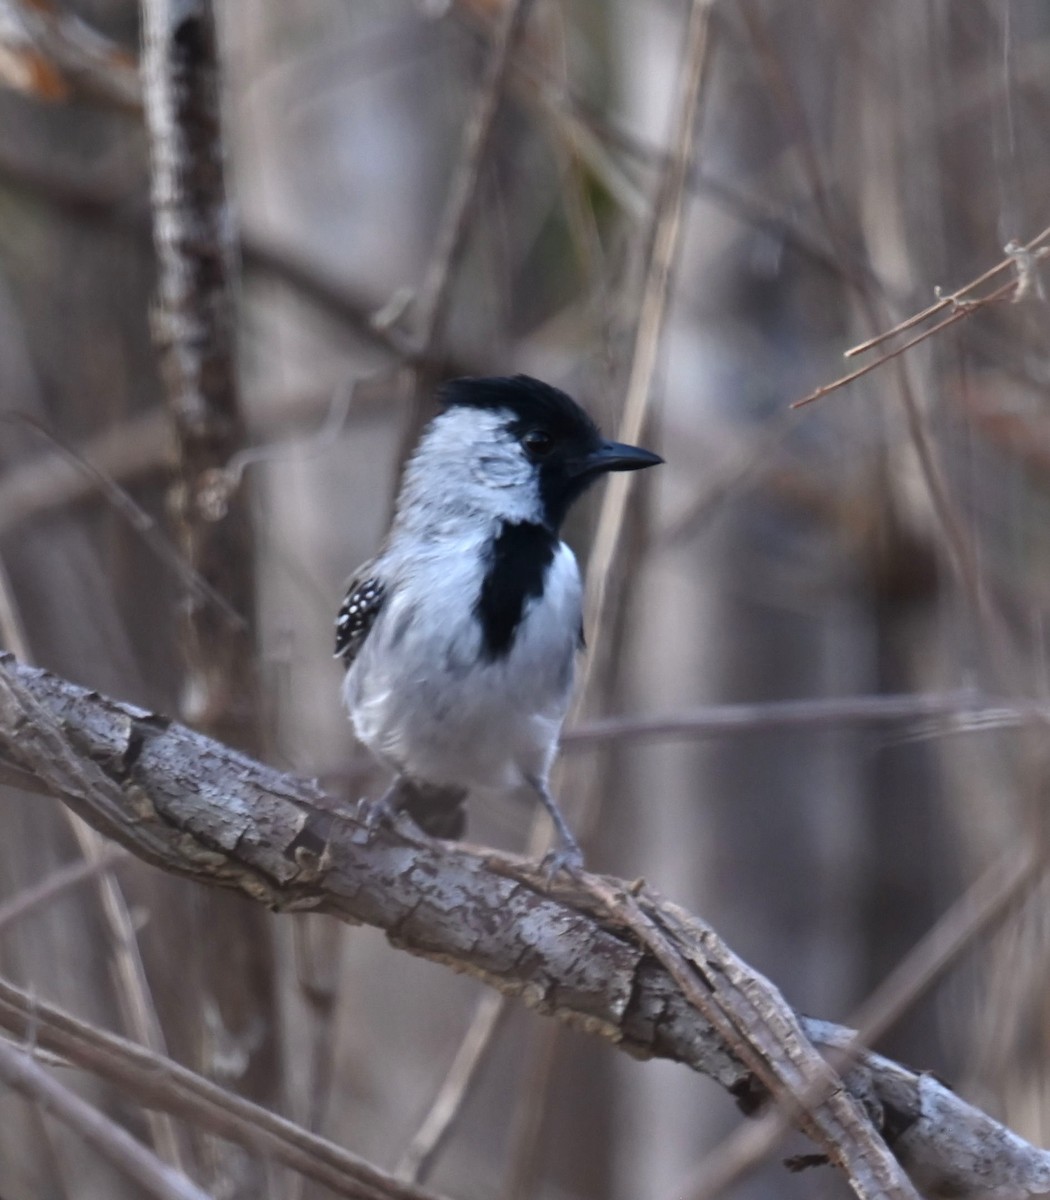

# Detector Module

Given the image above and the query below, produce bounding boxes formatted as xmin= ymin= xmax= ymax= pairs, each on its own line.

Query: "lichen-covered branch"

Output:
xmin=141 ymin=0 xmax=258 ymax=745
xmin=1 ymin=655 xmax=1048 ymax=1199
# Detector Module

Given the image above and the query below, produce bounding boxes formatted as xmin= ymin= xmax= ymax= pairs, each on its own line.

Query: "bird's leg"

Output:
xmin=356 ymin=778 xmax=467 ymax=840
xmin=354 ymin=779 xmax=402 ymax=831
xmin=528 ymin=776 xmax=585 ymax=876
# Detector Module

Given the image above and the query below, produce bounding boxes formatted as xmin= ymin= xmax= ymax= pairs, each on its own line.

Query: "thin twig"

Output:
xmin=395 ymin=990 xmax=505 ymax=1184
xmin=499 ymin=8 xmax=717 ymax=1190
xmin=0 ymin=971 xmax=448 ymax=1200
xmin=0 ymin=413 xmax=243 ymax=629
xmin=791 ymin=278 xmax=1017 ymax=409
xmin=0 ymin=850 xmax=129 ymax=935
xmin=577 ymin=0 xmax=714 ymax=680
xmin=0 ymin=552 xmax=30 ymax=658
xmin=0 ymin=543 xmax=193 ymax=1173
xmin=576 ymin=875 xmax=919 ymax=1200
xmin=563 ymin=689 xmax=1049 ymax=747
xmin=410 ymin=0 xmax=536 ymax=358
xmin=844 ymin=225 xmax=1050 ymax=358
xmin=673 ymin=844 xmax=1046 ymax=1200
xmin=0 ymin=1037 xmax=210 ymax=1200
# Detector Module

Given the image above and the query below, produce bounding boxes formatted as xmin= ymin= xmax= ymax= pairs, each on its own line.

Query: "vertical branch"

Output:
xmin=140 ymin=6 xmax=280 ymax=1193
xmin=395 ymin=0 xmax=537 ymax=468
xmin=577 ymin=0 xmax=714 ymax=697
xmin=500 ymin=7 xmax=715 ymax=1192
xmin=412 ymin=0 xmax=536 ymax=361
xmin=141 ymin=0 xmax=258 ymax=749
xmin=0 ymin=554 xmax=193 ymax=1172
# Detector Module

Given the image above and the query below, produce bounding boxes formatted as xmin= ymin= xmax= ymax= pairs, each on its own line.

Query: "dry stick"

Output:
xmin=410 ymin=0 xmax=536 ymax=360
xmin=844 ymin=224 xmax=1050 ymax=358
xmin=0 ymin=413 xmax=243 ymax=630
xmin=5 ymin=658 xmax=1050 ymax=1199
xmin=752 ymin=0 xmax=1014 ymax=675
xmin=507 ymin=5 xmax=716 ymax=1190
xmin=791 ymin=279 xmax=1017 ymax=409
xmin=563 ymin=689 xmax=1049 ymax=747
xmin=748 ymin=0 xmax=1015 ymax=702
xmin=0 ymin=1037 xmax=210 ymax=1200
xmin=675 ymin=845 xmax=1046 ymax=1200
xmin=388 ymin=3 xmax=564 ymax=1181
xmin=141 ymin=0 xmax=260 ymax=744
xmin=500 ymin=7 xmax=718 ymax=1196
xmin=578 ymin=0 xmax=714 ymax=670
xmin=141 ymin=9 xmax=281 ymax=1184
xmin=500 ymin=1006 xmax=562 ymax=1200
xmin=577 ymin=877 xmax=919 ymax=1200
xmin=0 ymin=851 xmax=129 ymax=934
xmin=0 ymin=973 xmax=448 ymax=1200
xmin=394 ymin=990 xmax=505 ymax=1184
xmin=0 ymin=548 xmax=192 ymax=1174
xmin=687 ymin=18 xmax=1035 ymax=1197
xmin=394 ymin=958 xmax=507 ymax=1187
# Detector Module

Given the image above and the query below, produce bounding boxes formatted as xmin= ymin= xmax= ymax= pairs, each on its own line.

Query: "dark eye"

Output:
xmin=522 ymin=429 xmax=554 ymax=458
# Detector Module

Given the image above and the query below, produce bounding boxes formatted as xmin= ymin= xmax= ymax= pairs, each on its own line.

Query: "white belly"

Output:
xmin=343 ymin=541 xmax=582 ymax=794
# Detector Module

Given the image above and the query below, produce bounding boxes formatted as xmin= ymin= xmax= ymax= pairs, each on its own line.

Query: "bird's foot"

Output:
xmin=353 ymin=794 xmax=398 ymax=833
xmin=539 ymin=840 xmax=585 ymax=882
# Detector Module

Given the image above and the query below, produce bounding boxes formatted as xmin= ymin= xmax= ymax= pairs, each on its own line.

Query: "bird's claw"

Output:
xmin=354 ymin=795 xmax=398 ymax=833
xmin=540 ymin=842 xmax=585 ymax=882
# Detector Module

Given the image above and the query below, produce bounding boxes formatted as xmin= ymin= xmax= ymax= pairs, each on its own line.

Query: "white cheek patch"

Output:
xmin=472 ymin=452 xmax=530 ymax=489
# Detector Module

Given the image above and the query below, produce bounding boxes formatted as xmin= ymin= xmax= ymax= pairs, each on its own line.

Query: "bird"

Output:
xmin=335 ymin=374 xmax=663 ymax=871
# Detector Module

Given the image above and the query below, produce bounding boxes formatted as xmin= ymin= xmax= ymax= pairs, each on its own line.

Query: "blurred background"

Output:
xmin=1 ymin=1 xmax=1050 ymax=1197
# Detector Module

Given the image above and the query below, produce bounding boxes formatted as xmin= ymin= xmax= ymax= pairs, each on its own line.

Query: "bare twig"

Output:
xmin=672 ymin=845 xmax=1046 ymax=1200
xmin=3 ymin=657 xmax=1049 ymax=1198
xmin=563 ymin=690 xmax=1050 ymax=747
xmin=0 ymin=541 xmax=193 ymax=1174
xmin=0 ymin=850 xmax=129 ymax=935
xmin=578 ymin=0 xmax=714 ymax=673
xmin=410 ymin=0 xmax=535 ymax=358
xmin=0 ymin=1037 xmax=210 ymax=1200
xmin=581 ymin=876 xmax=920 ymax=1200
xmin=395 ymin=990 xmax=505 ymax=1184
xmin=790 ymin=278 xmax=1017 ymax=410
xmin=0 ymin=413 xmax=243 ymax=631
xmin=141 ymin=0 xmax=260 ymax=743
xmin=498 ymin=11 xmax=717 ymax=1184
xmin=0 ymin=971 xmax=448 ymax=1200
xmin=0 ymin=552 xmax=30 ymax=658
xmin=844 ymin=226 xmax=1050 ymax=359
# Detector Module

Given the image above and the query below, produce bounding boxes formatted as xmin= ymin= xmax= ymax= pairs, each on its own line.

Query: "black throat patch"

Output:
xmin=475 ymin=521 xmax=557 ymax=661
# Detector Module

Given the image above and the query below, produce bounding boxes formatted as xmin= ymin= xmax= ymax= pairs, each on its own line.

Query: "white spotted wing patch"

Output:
xmin=335 ymin=575 xmax=386 ymax=668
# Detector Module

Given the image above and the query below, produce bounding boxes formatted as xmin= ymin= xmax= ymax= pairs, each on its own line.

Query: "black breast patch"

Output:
xmin=335 ymin=576 xmax=386 ymax=667
xmin=475 ymin=521 xmax=557 ymax=661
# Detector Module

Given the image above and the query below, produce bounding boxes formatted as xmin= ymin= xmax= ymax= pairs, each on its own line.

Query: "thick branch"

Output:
xmin=1 ymin=656 xmax=1049 ymax=1199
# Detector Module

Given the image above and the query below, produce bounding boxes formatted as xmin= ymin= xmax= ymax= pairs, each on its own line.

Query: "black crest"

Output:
xmin=440 ymin=376 xmax=600 ymax=440
xmin=440 ymin=375 xmax=606 ymax=529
